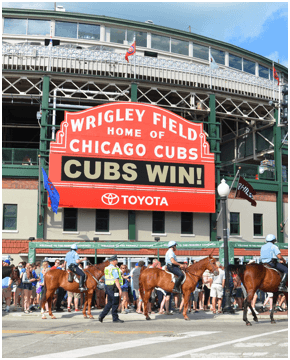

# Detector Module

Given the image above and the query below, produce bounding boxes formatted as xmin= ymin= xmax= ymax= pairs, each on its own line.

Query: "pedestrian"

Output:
xmin=262 ymin=292 xmax=273 ymax=312
xmin=210 ymin=261 xmax=225 ymax=314
xmin=3 ymin=259 xmax=10 ymax=266
xmin=98 ymin=255 xmax=124 ymax=323
xmin=132 ymin=261 xmax=145 ymax=314
xmin=29 ymin=263 xmax=39 ymax=311
xmin=55 ymin=260 xmax=66 ymax=312
xmin=2 ymin=275 xmax=13 ymax=313
xmin=202 ymin=269 xmax=213 ymax=311
xmin=95 ymin=275 xmax=105 ymax=309
xmin=67 ymin=292 xmax=81 ymax=312
xmin=22 ymin=264 xmax=37 ymax=314
xmin=118 ymin=264 xmax=131 ymax=314
xmin=51 ymin=259 xmax=60 ymax=270
xmin=232 ymin=273 xmax=243 ymax=310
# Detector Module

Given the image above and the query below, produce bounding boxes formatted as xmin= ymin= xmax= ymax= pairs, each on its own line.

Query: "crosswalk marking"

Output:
xmin=30 ymin=331 xmax=219 ymax=358
xmin=163 ymin=329 xmax=288 ymax=358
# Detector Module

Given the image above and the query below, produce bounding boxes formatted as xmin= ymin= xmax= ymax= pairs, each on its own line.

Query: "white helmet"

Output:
xmin=71 ymin=243 xmax=78 ymax=250
xmin=266 ymin=234 xmax=276 ymax=242
xmin=168 ymin=241 xmax=177 ymax=248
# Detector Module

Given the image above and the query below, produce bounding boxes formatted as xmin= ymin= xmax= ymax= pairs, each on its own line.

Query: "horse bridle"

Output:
xmin=84 ymin=262 xmax=101 ymax=284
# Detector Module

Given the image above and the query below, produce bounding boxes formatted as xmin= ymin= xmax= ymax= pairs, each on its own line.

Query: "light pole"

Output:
xmin=217 ymin=179 xmax=235 ymax=314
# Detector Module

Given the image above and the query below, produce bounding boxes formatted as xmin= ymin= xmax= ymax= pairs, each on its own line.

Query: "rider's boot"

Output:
xmin=172 ymin=276 xmax=183 ymax=294
xmin=79 ymin=276 xmax=87 ymax=292
xmin=278 ymin=273 xmax=288 ymax=292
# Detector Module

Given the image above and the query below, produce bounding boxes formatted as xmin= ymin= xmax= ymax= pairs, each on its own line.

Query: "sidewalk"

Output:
xmin=3 ymin=306 xmax=288 ymax=321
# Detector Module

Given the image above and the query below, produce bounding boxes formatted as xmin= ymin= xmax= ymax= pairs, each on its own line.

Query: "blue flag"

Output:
xmin=209 ymin=50 xmax=219 ymax=70
xmin=41 ymin=168 xmax=60 ymax=214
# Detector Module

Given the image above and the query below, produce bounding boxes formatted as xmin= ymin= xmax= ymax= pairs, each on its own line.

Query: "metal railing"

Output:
xmin=2 ymin=148 xmax=39 ymax=165
xmin=2 ymin=43 xmax=280 ymax=101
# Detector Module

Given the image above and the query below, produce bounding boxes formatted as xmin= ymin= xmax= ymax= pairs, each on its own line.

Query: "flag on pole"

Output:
xmin=273 ymin=66 xmax=280 ymax=86
xmin=125 ymin=40 xmax=136 ymax=62
xmin=209 ymin=50 xmax=219 ymax=70
xmin=41 ymin=168 xmax=60 ymax=214
xmin=235 ymin=176 xmax=257 ymax=206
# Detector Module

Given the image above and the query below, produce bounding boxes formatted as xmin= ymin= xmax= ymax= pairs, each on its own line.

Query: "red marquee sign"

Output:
xmin=49 ymin=102 xmax=215 ymax=212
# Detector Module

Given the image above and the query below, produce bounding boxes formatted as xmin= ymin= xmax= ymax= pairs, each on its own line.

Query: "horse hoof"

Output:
xmin=89 ymin=316 xmax=94 ymax=319
xmin=51 ymin=316 xmax=56 ymax=319
xmin=271 ymin=320 xmax=276 ymax=324
xmin=254 ymin=318 xmax=258 ymax=323
xmin=246 ymin=322 xmax=252 ymax=326
xmin=184 ymin=318 xmax=190 ymax=321
xmin=146 ymin=316 xmax=151 ymax=320
xmin=84 ymin=316 xmax=88 ymax=319
xmin=42 ymin=316 xmax=47 ymax=320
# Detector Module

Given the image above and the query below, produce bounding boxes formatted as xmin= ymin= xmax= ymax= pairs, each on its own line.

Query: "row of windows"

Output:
xmin=2 ymin=205 xmax=193 ymax=234
xmin=230 ymin=213 xmax=263 ymax=236
xmin=3 ymin=17 xmax=274 ymax=80
xmin=3 ymin=204 xmax=264 ymax=237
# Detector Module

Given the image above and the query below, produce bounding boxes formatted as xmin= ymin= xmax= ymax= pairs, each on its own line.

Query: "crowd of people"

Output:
xmin=2 ymin=257 xmax=287 ymax=315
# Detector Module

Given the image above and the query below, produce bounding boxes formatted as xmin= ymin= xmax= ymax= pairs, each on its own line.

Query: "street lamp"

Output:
xmin=217 ymin=179 xmax=235 ymax=314
xmin=154 ymin=237 xmax=160 ymax=261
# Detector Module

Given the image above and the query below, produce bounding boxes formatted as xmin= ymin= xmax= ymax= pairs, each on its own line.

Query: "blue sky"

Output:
xmin=3 ymin=1 xmax=288 ymax=67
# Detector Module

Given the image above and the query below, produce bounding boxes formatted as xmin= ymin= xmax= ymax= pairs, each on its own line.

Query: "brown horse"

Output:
xmin=139 ymin=256 xmax=219 ymax=321
xmin=41 ymin=260 xmax=109 ymax=319
xmin=229 ymin=263 xmax=288 ymax=326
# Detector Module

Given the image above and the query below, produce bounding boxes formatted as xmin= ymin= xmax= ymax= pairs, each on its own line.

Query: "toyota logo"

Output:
xmin=101 ymin=193 xmax=119 ymax=206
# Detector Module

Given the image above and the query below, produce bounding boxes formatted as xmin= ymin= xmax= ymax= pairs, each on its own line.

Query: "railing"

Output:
xmin=2 ymin=44 xmax=280 ymax=101
xmin=221 ymin=162 xmax=288 ymax=182
xmin=2 ymin=148 xmax=39 ymax=165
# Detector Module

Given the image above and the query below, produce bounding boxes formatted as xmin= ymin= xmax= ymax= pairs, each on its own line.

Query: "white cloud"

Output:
xmin=266 ymin=51 xmax=288 ymax=68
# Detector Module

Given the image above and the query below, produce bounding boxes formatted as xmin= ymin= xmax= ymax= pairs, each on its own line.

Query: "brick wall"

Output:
xmin=228 ymin=190 xmax=288 ymax=203
xmin=2 ymin=178 xmax=38 ymax=189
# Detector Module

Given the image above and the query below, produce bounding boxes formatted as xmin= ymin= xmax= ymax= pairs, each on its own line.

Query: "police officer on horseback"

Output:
xmin=165 ymin=241 xmax=185 ymax=294
xmin=64 ymin=244 xmax=87 ymax=292
xmin=261 ymin=234 xmax=288 ymax=292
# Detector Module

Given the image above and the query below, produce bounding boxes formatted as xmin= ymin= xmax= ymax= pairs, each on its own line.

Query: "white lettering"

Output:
xmin=154 ymin=145 xmax=163 ymax=158
xmin=135 ymin=109 xmax=145 ymax=122
xmin=116 ymin=109 xmax=124 ymax=122
xmin=153 ymin=112 xmax=161 ymax=125
xmin=125 ymin=109 xmax=134 ymax=121
xmin=82 ymin=140 xmax=92 ymax=153
xmin=86 ymin=115 xmax=96 ymax=130
xmin=101 ymin=141 xmax=110 ymax=154
xmin=169 ymin=118 xmax=177 ymax=134
xmin=136 ymin=144 xmax=146 ymax=157
xmin=111 ymin=142 xmax=123 ymax=155
xmin=124 ymin=143 xmax=133 ymax=156
xmin=104 ymin=110 xmax=114 ymax=123
xmin=70 ymin=139 xmax=80 ymax=152
xmin=71 ymin=118 xmax=84 ymax=132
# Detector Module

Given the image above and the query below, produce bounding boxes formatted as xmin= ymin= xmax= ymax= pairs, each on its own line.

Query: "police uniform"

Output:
xmin=261 ymin=234 xmax=288 ymax=292
xmin=65 ymin=244 xmax=86 ymax=291
xmin=165 ymin=241 xmax=184 ymax=293
xmin=98 ymin=255 xmax=124 ymax=323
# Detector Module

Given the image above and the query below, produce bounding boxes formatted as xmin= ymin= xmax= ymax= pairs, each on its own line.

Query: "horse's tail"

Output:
xmin=139 ymin=266 xmax=146 ymax=302
xmin=40 ymin=278 xmax=47 ymax=308
xmin=228 ymin=264 xmax=246 ymax=277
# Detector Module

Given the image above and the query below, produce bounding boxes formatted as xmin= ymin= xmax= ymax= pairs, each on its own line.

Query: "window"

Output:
xmin=96 ymin=209 xmax=109 ymax=232
xmin=254 ymin=214 xmax=263 ymax=236
xmin=135 ymin=31 xmax=147 ymax=47
xmin=171 ymin=38 xmax=189 ymax=56
xmin=229 ymin=54 xmax=242 ymax=70
xmin=243 ymin=59 xmax=255 ymax=75
xmin=4 ymin=18 xmax=27 ymax=35
xmin=181 ymin=212 xmax=193 ymax=234
xmin=152 ymin=211 xmax=165 ymax=234
xmin=63 ymin=208 xmax=78 ymax=231
xmin=211 ymin=48 xmax=225 ymax=65
xmin=259 ymin=65 xmax=269 ymax=79
xmin=230 ymin=212 xmax=240 ymax=235
xmin=3 ymin=204 xmax=17 ymax=230
xmin=27 ymin=19 xmax=50 ymax=36
xmin=192 ymin=42 xmax=209 ymax=61
xmin=78 ymin=23 xmax=100 ymax=40
xmin=151 ymin=34 xmax=170 ymax=52
xmin=110 ymin=27 xmax=126 ymax=44
xmin=55 ymin=21 xmax=77 ymax=38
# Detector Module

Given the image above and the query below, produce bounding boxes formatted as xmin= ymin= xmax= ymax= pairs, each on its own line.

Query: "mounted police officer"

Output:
xmin=261 ymin=234 xmax=288 ymax=292
xmin=64 ymin=244 xmax=87 ymax=292
xmin=165 ymin=241 xmax=185 ymax=294
xmin=98 ymin=255 xmax=124 ymax=323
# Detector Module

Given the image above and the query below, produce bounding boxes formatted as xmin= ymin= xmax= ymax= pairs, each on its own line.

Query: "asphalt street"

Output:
xmin=2 ymin=308 xmax=288 ymax=358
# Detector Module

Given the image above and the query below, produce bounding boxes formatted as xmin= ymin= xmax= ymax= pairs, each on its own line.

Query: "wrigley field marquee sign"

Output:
xmin=49 ymin=102 xmax=215 ymax=212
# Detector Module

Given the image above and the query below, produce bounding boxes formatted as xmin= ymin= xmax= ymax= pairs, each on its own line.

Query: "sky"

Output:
xmin=2 ymin=1 xmax=288 ymax=67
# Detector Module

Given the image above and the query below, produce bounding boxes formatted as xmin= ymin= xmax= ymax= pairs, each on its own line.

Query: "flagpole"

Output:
xmin=134 ymin=35 xmax=136 ymax=79
xmin=209 ymin=47 xmax=212 ymax=89
xmin=272 ymin=61 xmax=274 ymax=100
xmin=38 ymin=154 xmax=42 ymax=225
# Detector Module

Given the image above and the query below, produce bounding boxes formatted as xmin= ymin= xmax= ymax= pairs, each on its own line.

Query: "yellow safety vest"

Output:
xmin=104 ymin=265 xmax=123 ymax=286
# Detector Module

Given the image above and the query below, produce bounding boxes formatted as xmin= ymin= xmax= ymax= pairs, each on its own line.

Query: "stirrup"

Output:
xmin=79 ymin=287 xmax=87 ymax=292
xmin=68 ymin=272 xmax=74 ymax=283
xmin=172 ymin=286 xmax=182 ymax=294
xmin=278 ymin=285 xmax=288 ymax=292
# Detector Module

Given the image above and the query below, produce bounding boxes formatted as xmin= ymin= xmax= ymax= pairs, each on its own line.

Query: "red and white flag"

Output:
xmin=125 ymin=40 xmax=136 ymax=62
xmin=235 ymin=176 xmax=257 ymax=206
xmin=273 ymin=66 xmax=280 ymax=86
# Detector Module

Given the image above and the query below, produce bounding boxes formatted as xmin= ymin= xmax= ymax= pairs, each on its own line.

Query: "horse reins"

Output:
xmin=85 ymin=263 xmax=100 ymax=284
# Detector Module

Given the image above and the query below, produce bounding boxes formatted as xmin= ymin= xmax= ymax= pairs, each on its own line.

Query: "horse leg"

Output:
xmin=47 ymin=291 xmax=56 ymax=319
xmin=243 ymin=298 xmax=252 ymax=326
xmin=82 ymin=293 xmax=88 ymax=319
xmin=143 ymin=290 xmax=152 ymax=320
xmin=270 ymin=293 xmax=279 ymax=324
xmin=86 ymin=292 xmax=94 ymax=319
xmin=182 ymin=291 xmax=190 ymax=321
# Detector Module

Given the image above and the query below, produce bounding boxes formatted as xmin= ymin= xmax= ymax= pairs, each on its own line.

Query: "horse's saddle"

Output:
xmin=262 ymin=264 xmax=283 ymax=278
xmin=67 ymin=270 xmax=86 ymax=283
xmin=163 ymin=268 xmax=186 ymax=285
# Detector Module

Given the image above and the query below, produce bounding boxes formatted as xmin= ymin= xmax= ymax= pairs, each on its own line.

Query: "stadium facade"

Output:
xmin=2 ymin=8 xmax=288 ymax=266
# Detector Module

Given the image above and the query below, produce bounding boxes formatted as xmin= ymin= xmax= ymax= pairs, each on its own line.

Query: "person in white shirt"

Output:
xmin=210 ymin=261 xmax=225 ymax=314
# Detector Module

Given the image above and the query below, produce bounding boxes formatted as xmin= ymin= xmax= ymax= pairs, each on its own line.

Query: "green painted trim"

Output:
xmin=128 ymin=210 xmax=136 ymax=241
xmin=131 ymin=83 xmax=138 ymax=102
xmin=2 ymin=166 xmax=39 ymax=177
xmin=2 ymin=8 xmax=287 ymax=74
